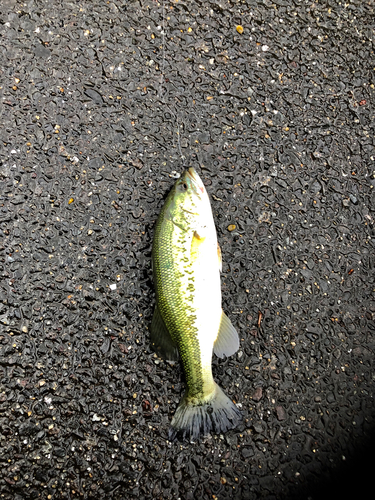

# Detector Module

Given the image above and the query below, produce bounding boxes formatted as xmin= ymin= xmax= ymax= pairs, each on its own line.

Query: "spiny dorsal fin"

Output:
xmin=150 ymin=305 xmax=179 ymax=361
xmin=213 ymin=310 xmax=239 ymax=358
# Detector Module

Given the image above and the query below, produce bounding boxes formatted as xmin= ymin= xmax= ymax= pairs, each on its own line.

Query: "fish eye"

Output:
xmin=180 ymin=182 xmax=188 ymax=191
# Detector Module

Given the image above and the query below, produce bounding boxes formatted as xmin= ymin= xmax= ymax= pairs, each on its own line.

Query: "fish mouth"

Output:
xmin=187 ymin=168 xmax=205 ymax=195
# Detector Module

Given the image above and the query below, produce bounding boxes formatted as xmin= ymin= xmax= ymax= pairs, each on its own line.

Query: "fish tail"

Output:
xmin=169 ymin=383 xmax=242 ymax=442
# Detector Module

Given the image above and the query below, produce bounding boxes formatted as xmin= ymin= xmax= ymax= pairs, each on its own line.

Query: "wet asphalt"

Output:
xmin=0 ymin=1 xmax=374 ymax=499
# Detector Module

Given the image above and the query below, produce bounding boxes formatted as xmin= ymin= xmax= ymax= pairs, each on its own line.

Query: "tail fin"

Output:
xmin=169 ymin=383 xmax=242 ymax=442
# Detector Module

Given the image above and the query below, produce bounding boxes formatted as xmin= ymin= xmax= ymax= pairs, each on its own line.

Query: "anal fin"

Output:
xmin=150 ymin=304 xmax=179 ymax=362
xmin=213 ymin=310 xmax=239 ymax=359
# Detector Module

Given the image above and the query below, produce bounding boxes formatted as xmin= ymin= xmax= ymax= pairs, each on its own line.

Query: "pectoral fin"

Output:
xmin=191 ymin=230 xmax=206 ymax=264
xmin=213 ymin=310 xmax=239 ymax=358
xmin=150 ymin=305 xmax=179 ymax=361
xmin=193 ymin=229 xmax=206 ymax=241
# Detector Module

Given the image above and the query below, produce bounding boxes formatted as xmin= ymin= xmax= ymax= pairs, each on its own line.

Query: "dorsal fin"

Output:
xmin=213 ymin=310 xmax=239 ymax=358
xmin=150 ymin=305 xmax=179 ymax=361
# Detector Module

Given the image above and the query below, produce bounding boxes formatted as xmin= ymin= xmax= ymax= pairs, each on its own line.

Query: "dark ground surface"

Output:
xmin=1 ymin=0 xmax=374 ymax=499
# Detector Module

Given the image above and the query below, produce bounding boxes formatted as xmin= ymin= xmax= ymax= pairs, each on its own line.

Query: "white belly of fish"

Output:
xmin=190 ymin=233 xmax=222 ymax=390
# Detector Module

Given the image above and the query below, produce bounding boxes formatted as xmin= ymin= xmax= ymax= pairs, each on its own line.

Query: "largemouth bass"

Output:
xmin=151 ymin=167 xmax=241 ymax=441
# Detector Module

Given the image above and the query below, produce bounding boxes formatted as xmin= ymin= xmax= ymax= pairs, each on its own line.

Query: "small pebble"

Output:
xmin=252 ymin=387 xmax=263 ymax=402
xmin=276 ymin=406 xmax=286 ymax=421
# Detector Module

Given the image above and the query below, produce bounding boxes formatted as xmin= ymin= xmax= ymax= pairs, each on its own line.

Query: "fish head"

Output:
xmin=167 ymin=168 xmax=212 ymax=232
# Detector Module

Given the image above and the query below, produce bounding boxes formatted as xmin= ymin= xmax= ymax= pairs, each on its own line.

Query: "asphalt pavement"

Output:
xmin=0 ymin=0 xmax=374 ymax=499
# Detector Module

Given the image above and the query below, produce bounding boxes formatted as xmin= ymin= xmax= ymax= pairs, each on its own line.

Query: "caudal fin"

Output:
xmin=169 ymin=383 xmax=242 ymax=442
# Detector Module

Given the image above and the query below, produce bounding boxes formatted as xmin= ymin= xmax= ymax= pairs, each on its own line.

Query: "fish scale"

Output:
xmin=151 ymin=167 xmax=242 ymax=440
xmin=154 ymin=212 xmax=206 ymax=397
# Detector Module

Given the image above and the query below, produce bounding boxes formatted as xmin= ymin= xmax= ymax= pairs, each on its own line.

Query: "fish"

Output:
xmin=151 ymin=167 xmax=242 ymax=441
